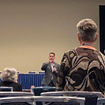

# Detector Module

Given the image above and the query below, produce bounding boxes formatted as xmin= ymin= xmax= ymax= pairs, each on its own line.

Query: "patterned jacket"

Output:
xmin=56 ymin=47 xmax=105 ymax=94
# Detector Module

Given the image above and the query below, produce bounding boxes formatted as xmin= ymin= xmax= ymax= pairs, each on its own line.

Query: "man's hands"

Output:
xmin=52 ymin=66 xmax=58 ymax=73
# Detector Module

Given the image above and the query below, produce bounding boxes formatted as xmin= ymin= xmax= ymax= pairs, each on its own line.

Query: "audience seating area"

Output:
xmin=0 ymin=86 xmax=104 ymax=105
xmin=0 ymin=72 xmax=105 ymax=105
xmin=0 ymin=91 xmax=104 ymax=105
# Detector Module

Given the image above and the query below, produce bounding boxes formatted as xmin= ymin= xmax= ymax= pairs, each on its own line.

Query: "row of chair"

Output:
xmin=0 ymin=85 xmax=104 ymax=105
xmin=0 ymin=90 xmax=104 ymax=105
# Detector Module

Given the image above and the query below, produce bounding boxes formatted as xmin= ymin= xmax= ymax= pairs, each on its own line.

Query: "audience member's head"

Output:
xmin=76 ymin=18 xmax=98 ymax=43
xmin=0 ymin=68 xmax=18 ymax=83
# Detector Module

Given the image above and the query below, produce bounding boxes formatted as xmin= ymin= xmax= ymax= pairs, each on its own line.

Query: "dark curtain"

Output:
xmin=99 ymin=5 xmax=105 ymax=54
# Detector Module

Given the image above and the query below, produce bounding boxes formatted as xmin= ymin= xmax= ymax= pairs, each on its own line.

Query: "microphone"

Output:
xmin=53 ymin=65 xmax=55 ymax=68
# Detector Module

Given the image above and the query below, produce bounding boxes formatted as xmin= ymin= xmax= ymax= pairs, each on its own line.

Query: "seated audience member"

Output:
xmin=56 ymin=18 xmax=105 ymax=94
xmin=0 ymin=68 xmax=22 ymax=91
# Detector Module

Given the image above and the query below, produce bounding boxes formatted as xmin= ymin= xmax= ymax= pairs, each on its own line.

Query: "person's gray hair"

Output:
xmin=76 ymin=18 xmax=97 ymax=42
xmin=0 ymin=68 xmax=17 ymax=82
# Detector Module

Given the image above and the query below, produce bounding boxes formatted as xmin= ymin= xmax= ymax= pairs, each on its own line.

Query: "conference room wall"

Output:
xmin=0 ymin=0 xmax=104 ymax=73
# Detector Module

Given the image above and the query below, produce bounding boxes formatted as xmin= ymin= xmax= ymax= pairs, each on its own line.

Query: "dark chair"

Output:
xmin=0 ymin=91 xmax=34 ymax=105
xmin=0 ymin=96 xmax=35 ymax=105
xmin=41 ymin=91 xmax=101 ymax=105
xmin=97 ymin=98 xmax=105 ymax=105
xmin=0 ymin=91 xmax=34 ymax=97
xmin=0 ymin=87 xmax=13 ymax=92
xmin=32 ymin=86 xmax=56 ymax=96
xmin=32 ymin=86 xmax=56 ymax=105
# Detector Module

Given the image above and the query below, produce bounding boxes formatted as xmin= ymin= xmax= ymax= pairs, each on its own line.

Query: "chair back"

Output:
xmin=41 ymin=91 xmax=102 ymax=98
xmin=32 ymin=87 xmax=56 ymax=105
xmin=32 ymin=86 xmax=56 ymax=96
xmin=97 ymin=98 xmax=105 ymax=105
xmin=0 ymin=91 xmax=34 ymax=97
xmin=0 ymin=96 xmax=34 ymax=105
xmin=0 ymin=92 xmax=34 ymax=105
xmin=0 ymin=87 xmax=13 ymax=92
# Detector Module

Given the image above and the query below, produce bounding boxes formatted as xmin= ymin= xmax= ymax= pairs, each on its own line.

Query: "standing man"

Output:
xmin=41 ymin=52 xmax=59 ymax=87
xmin=56 ymin=19 xmax=105 ymax=94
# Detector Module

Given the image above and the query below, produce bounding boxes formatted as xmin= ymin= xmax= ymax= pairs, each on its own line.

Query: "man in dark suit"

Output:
xmin=41 ymin=52 xmax=60 ymax=86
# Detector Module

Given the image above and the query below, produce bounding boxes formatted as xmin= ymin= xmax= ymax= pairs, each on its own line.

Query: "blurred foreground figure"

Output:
xmin=56 ymin=18 xmax=105 ymax=94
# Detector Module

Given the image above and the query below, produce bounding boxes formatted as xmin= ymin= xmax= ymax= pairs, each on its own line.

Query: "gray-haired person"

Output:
xmin=0 ymin=68 xmax=22 ymax=91
xmin=56 ymin=19 xmax=105 ymax=94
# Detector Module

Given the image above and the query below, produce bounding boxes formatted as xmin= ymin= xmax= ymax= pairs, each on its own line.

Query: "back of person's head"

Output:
xmin=76 ymin=18 xmax=97 ymax=42
xmin=0 ymin=68 xmax=17 ymax=82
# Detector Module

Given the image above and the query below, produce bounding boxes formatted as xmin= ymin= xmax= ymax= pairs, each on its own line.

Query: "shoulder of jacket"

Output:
xmin=64 ymin=49 xmax=77 ymax=59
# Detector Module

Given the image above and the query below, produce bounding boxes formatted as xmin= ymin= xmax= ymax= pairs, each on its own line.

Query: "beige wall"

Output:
xmin=0 ymin=0 xmax=105 ymax=73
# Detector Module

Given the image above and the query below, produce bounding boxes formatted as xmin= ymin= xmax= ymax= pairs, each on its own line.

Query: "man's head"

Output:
xmin=49 ymin=52 xmax=55 ymax=63
xmin=76 ymin=18 xmax=98 ymax=43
